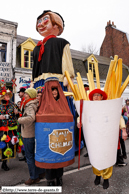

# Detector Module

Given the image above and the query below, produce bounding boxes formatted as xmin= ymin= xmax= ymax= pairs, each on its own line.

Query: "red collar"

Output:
xmin=37 ymin=35 xmax=56 ymax=62
xmin=24 ymin=98 xmax=36 ymax=108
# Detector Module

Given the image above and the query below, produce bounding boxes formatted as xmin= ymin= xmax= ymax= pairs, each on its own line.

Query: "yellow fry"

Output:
xmin=87 ymin=73 xmax=93 ymax=92
xmin=111 ymin=71 xmax=116 ymax=99
xmin=73 ymin=84 xmax=80 ymax=100
xmin=107 ymin=78 xmax=112 ymax=99
xmin=76 ymin=77 xmax=83 ymax=99
xmin=87 ymin=71 xmax=95 ymax=92
xmin=86 ymin=90 xmax=90 ymax=101
xmin=74 ymin=84 xmax=81 ymax=100
xmin=89 ymin=70 xmax=95 ymax=90
xmin=94 ymin=63 xmax=100 ymax=89
xmin=115 ymin=58 xmax=122 ymax=98
xmin=113 ymin=55 xmax=118 ymax=71
xmin=77 ymin=72 xmax=87 ymax=100
xmin=104 ymin=60 xmax=115 ymax=94
xmin=119 ymin=75 xmax=129 ymax=97
xmin=63 ymin=91 xmax=74 ymax=97
xmin=65 ymin=71 xmax=76 ymax=95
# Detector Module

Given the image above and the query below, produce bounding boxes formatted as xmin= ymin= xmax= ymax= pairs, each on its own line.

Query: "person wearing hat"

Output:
xmin=0 ymin=87 xmax=20 ymax=171
xmin=32 ymin=10 xmax=75 ymax=117
xmin=18 ymin=88 xmax=45 ymax=185
xmin=89 ymin=88 xmax=127 ymax=189
xmin=17 ymin=87 xmax=26 ymax=111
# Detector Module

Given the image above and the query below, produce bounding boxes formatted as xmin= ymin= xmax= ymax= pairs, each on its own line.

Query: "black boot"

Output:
xmin=19 ymin=156 xmax=26 ymax=162
xmin=47 ymin=180 xmax=55 ymax=186
xmin=56 ymin=177 xmax=63 ymax=186
xmin=84 ymin=153 xmax=88 ymax=157
xmin=1 ymin=160 xmax=10 ymax=171
xmin=116 ymin=149 xmax=127 ymax=166
xmin=94 ymin=175 xmax=101 ymax=185
xmin=103 ymin=179 xmax=109 ymax=189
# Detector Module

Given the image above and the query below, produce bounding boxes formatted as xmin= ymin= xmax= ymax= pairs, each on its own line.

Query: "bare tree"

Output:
xmin=81 ymin=43 xmax=99 ymax=55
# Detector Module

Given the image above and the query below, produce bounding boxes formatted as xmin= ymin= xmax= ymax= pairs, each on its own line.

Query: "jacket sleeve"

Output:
xmin=119 ymin=116 xmax=126 ymax=129
xmin=62 ymin=44 xmax=75 ymax=78
xmin=18 ymin=105 xmax=36 ymax=125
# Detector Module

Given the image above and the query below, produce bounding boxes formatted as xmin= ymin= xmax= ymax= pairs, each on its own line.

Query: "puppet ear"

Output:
xmin=53 ymin=24 xmax=58 ymax=29
xmin=53 ymin=24 xmax=60 ymax=36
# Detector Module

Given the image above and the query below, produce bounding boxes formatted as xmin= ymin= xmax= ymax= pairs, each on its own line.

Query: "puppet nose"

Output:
xmin=37 ymin=22 xmax=43 ymax=27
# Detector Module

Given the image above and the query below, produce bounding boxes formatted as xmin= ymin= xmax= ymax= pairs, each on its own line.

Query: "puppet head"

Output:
xmin=89 ymin=89 xmax=107 ymax=101
xmin=36 ymin=10 xmax=64 ymax=36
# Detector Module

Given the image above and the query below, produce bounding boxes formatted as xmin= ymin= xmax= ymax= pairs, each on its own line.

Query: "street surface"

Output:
xmin=0 ymin=139 xmax=129 ymax=194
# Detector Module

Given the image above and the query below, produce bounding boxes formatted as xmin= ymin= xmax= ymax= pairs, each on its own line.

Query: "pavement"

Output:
xmin=0 ymin=139 xmax=129 ymax=194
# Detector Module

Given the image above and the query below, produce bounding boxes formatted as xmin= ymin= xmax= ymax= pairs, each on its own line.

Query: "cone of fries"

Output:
xmin=65 ymin=55 xmax=129 ymax=170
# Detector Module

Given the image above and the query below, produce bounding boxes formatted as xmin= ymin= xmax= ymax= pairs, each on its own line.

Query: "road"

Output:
xmin=0 ymin=139 xmax=129 ymax=194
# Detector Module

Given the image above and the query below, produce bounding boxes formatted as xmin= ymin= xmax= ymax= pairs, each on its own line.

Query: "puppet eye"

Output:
xmin=43 ymin=16 xmax=49 ymax=21
xmin=38 ymin=19 xmax=42 ymax=24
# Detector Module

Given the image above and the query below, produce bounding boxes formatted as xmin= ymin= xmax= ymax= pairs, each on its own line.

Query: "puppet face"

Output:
xmin=93 ymin=93 xmax=103 ymax=101
xmin=37 ymin=15 xmax=57 ymax=37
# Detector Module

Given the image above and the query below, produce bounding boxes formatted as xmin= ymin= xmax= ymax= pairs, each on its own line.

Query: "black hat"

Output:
xmin=17 ymin=88 xmax=26 ymax=93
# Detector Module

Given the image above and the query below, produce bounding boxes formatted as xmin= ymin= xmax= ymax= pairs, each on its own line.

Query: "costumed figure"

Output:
xmin=65 ymin=55 xmax=128 ymax=190
xmin=35 ymin=78 xmax=74 ymax=186
xmin=32 ymin=10 xmax=75 ymax=118
xmin=0 ymin=83 xmax=20 ymax=171
xmin=88 ymin=89 xmax=126 ymax=189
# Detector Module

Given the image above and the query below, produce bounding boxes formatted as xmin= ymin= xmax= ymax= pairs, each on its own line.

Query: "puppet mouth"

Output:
xmin=39 ymin=26 xmax=46 ymax=32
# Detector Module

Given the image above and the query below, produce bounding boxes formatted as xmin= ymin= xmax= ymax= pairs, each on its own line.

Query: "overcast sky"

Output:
xmin=1 ymin=0 xmax=129 ymax=53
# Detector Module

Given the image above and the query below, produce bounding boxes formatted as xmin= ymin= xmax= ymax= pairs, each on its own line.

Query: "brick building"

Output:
xmin=100 ymin=20 xmax=129 ymax=67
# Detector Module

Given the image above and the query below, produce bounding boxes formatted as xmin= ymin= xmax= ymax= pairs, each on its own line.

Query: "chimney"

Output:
xmin=105 ymin=20 xmax=112 ymax=35
xmin=112 ymin=21 xmax=116 ymax=28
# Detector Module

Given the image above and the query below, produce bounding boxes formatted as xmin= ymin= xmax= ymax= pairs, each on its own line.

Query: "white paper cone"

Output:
xmin=75 ymin=98 xmax=122 ymax=170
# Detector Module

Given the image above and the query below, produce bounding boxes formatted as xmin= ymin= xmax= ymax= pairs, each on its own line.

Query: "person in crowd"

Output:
xmin=0 ymin=87 xmax=20 ymax=171
xmin=17 ymin=87 xmax=26 ymax=161
xmin=120 ymin=114 xmax=127 ymax=159
xmin=36 ymin=87 xmax=44 ymax=107
xmin=18 ymin=88 xmax=25 ymax=111
xmin=45 ymin=87 xmax=63 ymax=186
xmin=116 ymin=115 xmax=128 ymax=166
xmin=17 ymin=101 xmax=21 ymax=109
xmin=18 ymin=88 xmax=45 ymax=185
xmin=88 ymin=88 xmax=127 ymax=189
xmin=123 ymin=99 xmax=129 ymax=136
xmin=74 ymin=108 xmax=85 ymax=153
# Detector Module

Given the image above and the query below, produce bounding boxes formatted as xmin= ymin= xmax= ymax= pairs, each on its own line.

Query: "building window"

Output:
xmin=23 ymin=49 xmax=33 ymax=69
xmin=30 ymin=51 xmax=33 ymax=68
xmin=0 ymin=42 xmax=7 ymax=62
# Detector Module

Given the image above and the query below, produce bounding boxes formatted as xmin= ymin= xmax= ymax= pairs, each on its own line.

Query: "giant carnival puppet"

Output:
xmin=0 ymin=81 xmax=21 ymax=171
xmin=32 ymin=10 xmax=75 ymax=186
xmin=65 ymin=56 xmax=129 ymax=190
